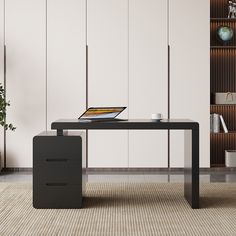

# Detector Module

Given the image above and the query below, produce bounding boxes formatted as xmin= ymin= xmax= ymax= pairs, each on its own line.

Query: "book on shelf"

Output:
xmin=210 ymin=114 xmax=213 ymax=132
xmin=210 ymin=113 xmax=229 ymax=133
xmin=210 ymin=113 xmax=220 ymax=133
xmin=219 ymin=115 xmax=229 ymax=133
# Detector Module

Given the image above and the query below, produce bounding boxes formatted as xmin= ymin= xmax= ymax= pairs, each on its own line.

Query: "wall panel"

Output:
xmin=129 ymin=0 xmax=168 ymax=167
xmin=47 ymin=0 xmax=86 ymax=128
xmin=5 ymin=0 xmax=46 ymax=167
xmin=169 ymin=0 xmax=210 ymax=167
xmin=87 ymin=0 xmax=128 ymax=167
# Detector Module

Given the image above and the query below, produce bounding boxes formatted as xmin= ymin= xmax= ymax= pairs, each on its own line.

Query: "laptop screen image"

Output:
xmin=79 ymin=107 xmax=126 ymax=120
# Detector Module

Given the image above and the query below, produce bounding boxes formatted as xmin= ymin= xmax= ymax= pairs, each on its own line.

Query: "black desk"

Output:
xmin=51 ymin=119 xmax=199 ymax=209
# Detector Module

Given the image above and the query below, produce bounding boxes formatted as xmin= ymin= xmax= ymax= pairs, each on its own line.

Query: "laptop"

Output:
xmin=78 ymin=107 xmax=127 ymax=122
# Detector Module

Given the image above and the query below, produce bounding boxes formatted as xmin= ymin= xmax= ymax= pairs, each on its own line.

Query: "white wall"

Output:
xmin=129 ymin=0 xmax=168 ymax=167
xmin=5 ymin=0 xmax=46 ymax=167
xmin=47 ymin=0 xmax=86 ymax=129
xmin=87 ymin=0 xmax=129 ymax=167
xmin=169 ymin=0 xmax=210 ymax=167
xmin=1 ymin=0 xmax=209 ymax=168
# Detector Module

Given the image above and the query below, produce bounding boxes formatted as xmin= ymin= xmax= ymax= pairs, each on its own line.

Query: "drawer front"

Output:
xmin=33 ymin=161 xmax=81 ymax=185
xmin=33 ymin=184 xmax=82 ymax=209
xmin=33 ymin=136 xmax=82 ymax=160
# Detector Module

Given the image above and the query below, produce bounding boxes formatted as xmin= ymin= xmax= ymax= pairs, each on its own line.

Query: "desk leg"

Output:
xmin=184 ymin=129 xmax=199 ymax=209
xmin=56 ymin=129 xmax=68 ymax=136
xmin=56 ymin=129 xmax=63 ymax=136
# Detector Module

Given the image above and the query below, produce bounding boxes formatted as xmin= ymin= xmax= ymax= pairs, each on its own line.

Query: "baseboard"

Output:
xmin=87 ymin=167 xmax=236 ymax=174
xmin=1 ymin=167 xmax=33 ymax=172
xmin=2 ymin=167 xmax=236 ymax=174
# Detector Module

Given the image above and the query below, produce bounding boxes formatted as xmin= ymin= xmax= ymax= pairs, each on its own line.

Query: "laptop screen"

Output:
xmin=79 ymin=107 xmax=126 ymax=119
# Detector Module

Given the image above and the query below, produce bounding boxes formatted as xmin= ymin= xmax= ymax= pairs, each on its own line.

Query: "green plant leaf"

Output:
xmin=0 ymin=82 xmax=16 ymax=131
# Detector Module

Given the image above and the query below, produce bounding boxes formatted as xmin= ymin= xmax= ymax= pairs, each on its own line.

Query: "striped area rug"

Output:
xmin=0 ymin=182 xmax=236 ymax=235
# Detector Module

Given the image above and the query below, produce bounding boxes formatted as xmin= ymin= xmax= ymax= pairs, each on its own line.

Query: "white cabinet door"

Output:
xmin=47 ymin=0 xmax=86 ymax=129
xmin=129 ymin=0 xmax=168 ymax=167
xmin=169 ymin=0 xmax=210 ymax=167
xmin=0 ymin=0 xmax=4 ymax=167
xmin=5 ymin=0 xmax=46 ymax=167
xmin=87 ymin=0 xmax=128 ymax=167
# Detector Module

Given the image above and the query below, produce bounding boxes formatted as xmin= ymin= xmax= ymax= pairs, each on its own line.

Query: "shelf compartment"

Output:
xmin=210 ymin=132 xmax=236 ymax=167
xmin=210 ymin=0 xmax=229 ymax=18
xmin=210 ymin=49 xmax=236 ymax=93
xmin=211 ymin=105 xmax=236 ymax=131
xmin=211 ymin=21 xmax=236 ymax=47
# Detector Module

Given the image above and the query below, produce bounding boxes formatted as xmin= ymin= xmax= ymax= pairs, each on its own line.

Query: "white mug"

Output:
xmin=151 ymin=113 xmax=162 ymax=120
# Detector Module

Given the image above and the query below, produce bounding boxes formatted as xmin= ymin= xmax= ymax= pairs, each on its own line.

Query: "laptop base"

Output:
xmin=78 ymin=118 xmax=128 ymax=122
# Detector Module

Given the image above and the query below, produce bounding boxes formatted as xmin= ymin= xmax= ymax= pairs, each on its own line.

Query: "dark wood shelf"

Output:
xmin=211 ymin=164 xmax=225 ymax=168
xmin=210 ymin=131 xmax=236 ymax=134
xmin=211 ymin=46 xmax=236 ymax=49
xmin=211 ymin=18 xmax=236 ymax=21
xmin=211 ymin=104 xmax=236 ymax=107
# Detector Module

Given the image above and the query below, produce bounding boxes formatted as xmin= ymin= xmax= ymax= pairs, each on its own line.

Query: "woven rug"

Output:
xmin=0 ymin=183 xmax=236 ymax=236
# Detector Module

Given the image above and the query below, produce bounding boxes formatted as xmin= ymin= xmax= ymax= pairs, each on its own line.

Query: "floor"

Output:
xmin=1 ymin=169 xmax=236 ymax=183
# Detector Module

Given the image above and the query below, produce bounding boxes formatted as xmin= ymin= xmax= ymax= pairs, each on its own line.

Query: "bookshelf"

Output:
xmin=210 ymin=0 xmax=236 ymax=167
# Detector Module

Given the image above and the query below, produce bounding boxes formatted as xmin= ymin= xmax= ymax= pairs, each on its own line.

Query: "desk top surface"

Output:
xmin=51 ymin=119 xmax=199 ymax=130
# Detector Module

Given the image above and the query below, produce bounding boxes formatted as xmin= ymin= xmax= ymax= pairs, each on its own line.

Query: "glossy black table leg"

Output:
xmin=184 ymin=128 xmax=199 ymax=209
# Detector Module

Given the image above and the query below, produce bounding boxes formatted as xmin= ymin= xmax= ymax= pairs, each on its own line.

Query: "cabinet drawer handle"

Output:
xmin=45 ymin=158 xmax=68 ymax=162
xmin=46 ymin=183 xmax=68 ymax=186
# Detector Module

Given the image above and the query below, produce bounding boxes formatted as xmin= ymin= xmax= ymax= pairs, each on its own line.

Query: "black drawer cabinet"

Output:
xmin=33 ymin=131 xmax=86 ymax=209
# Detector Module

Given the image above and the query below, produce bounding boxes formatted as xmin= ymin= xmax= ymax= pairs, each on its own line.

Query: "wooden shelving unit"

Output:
xmin=210 ymin=0 xmax=236 ymax=167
